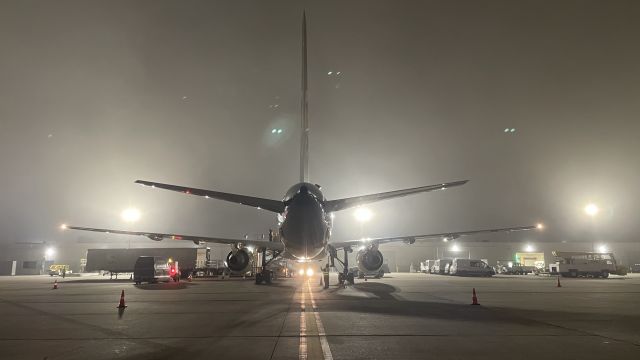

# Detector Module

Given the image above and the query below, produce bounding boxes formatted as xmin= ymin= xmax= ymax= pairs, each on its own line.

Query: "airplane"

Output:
xmin=62 ymin=12 xmax=542 ymax=285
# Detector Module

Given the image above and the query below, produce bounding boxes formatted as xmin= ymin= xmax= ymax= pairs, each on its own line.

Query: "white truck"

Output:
xmin=420 ymin=260 xmax=435 ymax=273
xmin=552 ymin=251 xmax=617 ymax=278
xmin=432 ymin=259 xmax=452 ymax=275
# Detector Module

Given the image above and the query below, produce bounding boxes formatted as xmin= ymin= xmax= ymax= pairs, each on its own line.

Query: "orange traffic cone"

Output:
xmin=52 ymin=279 xmax=58 ymax=290
xmin=117 ymin=290 xmax=127 ymax=308
xmin=556 ymin=276 xmax=562 ymax=288
xmin=471 ymin=288 xmax=480 ymax=305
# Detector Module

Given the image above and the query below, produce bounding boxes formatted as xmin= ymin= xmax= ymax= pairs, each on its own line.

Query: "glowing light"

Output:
xmin=306 ymin=268 xmax=314 ymax=277
xmin=354 ymin=207 xmax=373 ymax=223
xmin=450 ymin=244 xmax=461 ymax=252
xmin=45 ymin=247 xmax=55 ymax=258
xmin=327 ymin=71 xmax=333 ymax=75
xmin=121 ymin=207 xmax=141 ymax=222
xmin=597 ymin=244 xmax=608 ymax=253
xmin=584 ymin=203 xmax=599 ymax=217
xmin=536 ymin=223 xmax=544 ymax=230
xmin=246 ymin=246 xmax=254 ymax=253
xmin=60 ymin=224 xmax=68 ymax=230
xmin=524 ymin=244 xmax=535 ymax=252
xmin=298 ymin=269 xmax=305 ymax=276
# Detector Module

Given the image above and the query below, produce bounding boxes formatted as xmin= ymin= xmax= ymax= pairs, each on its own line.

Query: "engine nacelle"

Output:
xmin=357 ymin=248 xmax=384 ymax=274
xmin=226 ymin=249 xmax=252 ymax=274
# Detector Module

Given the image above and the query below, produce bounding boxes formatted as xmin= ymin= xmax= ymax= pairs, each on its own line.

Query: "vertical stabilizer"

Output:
xmin=300 ymin=11 xmax=310 ymax=182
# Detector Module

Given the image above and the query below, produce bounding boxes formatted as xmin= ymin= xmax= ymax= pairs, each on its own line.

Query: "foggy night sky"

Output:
xmin=1 ymin=0 xmax=639 ymax=249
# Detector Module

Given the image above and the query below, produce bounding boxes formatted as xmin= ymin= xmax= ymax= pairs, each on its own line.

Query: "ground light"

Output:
xmin=584 ymin=203 xmax=599 ymax=217
xmin=121 ymin=207 xmax=141 ymax=222
xmin=353 ymin=207 xmax=373 ymax=223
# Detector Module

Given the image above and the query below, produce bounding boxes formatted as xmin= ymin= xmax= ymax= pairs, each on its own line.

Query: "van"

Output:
xmin=133 ymin=256 xmax=171 ymax=284
xmin=432 ymin=259 xmax=452 ymax=275
xmin=449 ymin=258 xmax=494 ymax=277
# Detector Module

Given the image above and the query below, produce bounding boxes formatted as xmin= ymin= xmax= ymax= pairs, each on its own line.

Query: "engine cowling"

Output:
xmin=226 ymin=249 xmax=252 ymax=274
xmin=357 ymin=249 xmax=384 ymax=274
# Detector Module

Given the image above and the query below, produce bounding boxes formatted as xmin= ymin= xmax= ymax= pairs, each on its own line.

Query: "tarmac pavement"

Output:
xmin=0 ymin=273 xmax=639 ymax=359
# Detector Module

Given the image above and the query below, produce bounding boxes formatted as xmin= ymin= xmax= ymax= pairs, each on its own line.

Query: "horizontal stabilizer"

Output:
xmin=136 ymin=180 xmax=285 ymax=213
xmin=64 ymin=226 xmax=285 ymax=251
xmin=324 ymin=180 xmax=468 ymax=212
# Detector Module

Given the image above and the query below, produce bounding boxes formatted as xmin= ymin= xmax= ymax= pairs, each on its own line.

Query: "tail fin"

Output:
xmin=300 ymin=11 xmax=309 ymax=182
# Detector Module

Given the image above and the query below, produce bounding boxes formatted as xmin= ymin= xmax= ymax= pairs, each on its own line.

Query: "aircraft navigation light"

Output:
xmin=121 ymin=207 xmax=141 ymax=222
xmin=536 ymin=223 xmax=544 ymax=230
xmin=60 ymin=224 xmax=68 ymax=230
xmin=584 ymin=203 xmax=599 ymax=217
xmin=306 ymin=268 xmax=314 ymax=277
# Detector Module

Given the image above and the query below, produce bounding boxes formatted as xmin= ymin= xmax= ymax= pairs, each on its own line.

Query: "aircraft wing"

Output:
xmin=135 ymin=180 xmax=285 ymax=213
xmin=64 ymin=226 xmax=285 ymax=251
xmin=329 ymin=224 xmax=542 ymax=250
xmin=324 ymin=180 xmax=469 ymax=212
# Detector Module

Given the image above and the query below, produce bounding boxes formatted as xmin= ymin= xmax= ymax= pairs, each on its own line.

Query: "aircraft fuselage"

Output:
xmin=279 ymin=183 xmax=330 ymax=261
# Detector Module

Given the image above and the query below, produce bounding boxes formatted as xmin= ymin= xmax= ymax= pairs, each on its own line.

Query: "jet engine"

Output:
xmin=356 ymin=248 xmax=384 ymax=274
xmin=226 ymin=249 xmax=252 ymax=274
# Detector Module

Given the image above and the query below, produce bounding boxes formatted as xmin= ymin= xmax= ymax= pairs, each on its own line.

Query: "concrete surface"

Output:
xmin=0 ymin=273 xmax=639 ymax=359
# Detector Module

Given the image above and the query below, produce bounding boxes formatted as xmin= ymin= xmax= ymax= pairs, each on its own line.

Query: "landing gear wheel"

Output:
xmin=255 ymin=272 xmax=263 ymax=285
xmin=347 ymin=273 xmax=355 ymax=285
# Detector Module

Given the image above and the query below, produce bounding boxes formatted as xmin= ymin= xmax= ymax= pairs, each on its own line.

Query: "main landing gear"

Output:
xmin=329 ymin=245 xmax=354 ymax=287
xmin=255 ymin=230 xmax=280 ymax=285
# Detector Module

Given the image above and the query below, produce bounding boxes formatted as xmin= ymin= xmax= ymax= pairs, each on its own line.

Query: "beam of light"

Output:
xmin=121 ymin=207 xmax=141 ymax=223
xmin=584 ymin=203 xmax=599 ymax=217
xmin=353 ymin=207 xmax=373 ymax=223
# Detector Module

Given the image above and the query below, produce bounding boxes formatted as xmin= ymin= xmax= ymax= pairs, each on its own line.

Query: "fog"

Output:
xmin=1 ymin=1 xmax=639 ymax=266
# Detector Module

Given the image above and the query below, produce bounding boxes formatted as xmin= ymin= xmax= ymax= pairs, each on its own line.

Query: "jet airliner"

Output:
xmin=64 ymin=13 xmax=541 ymax=285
